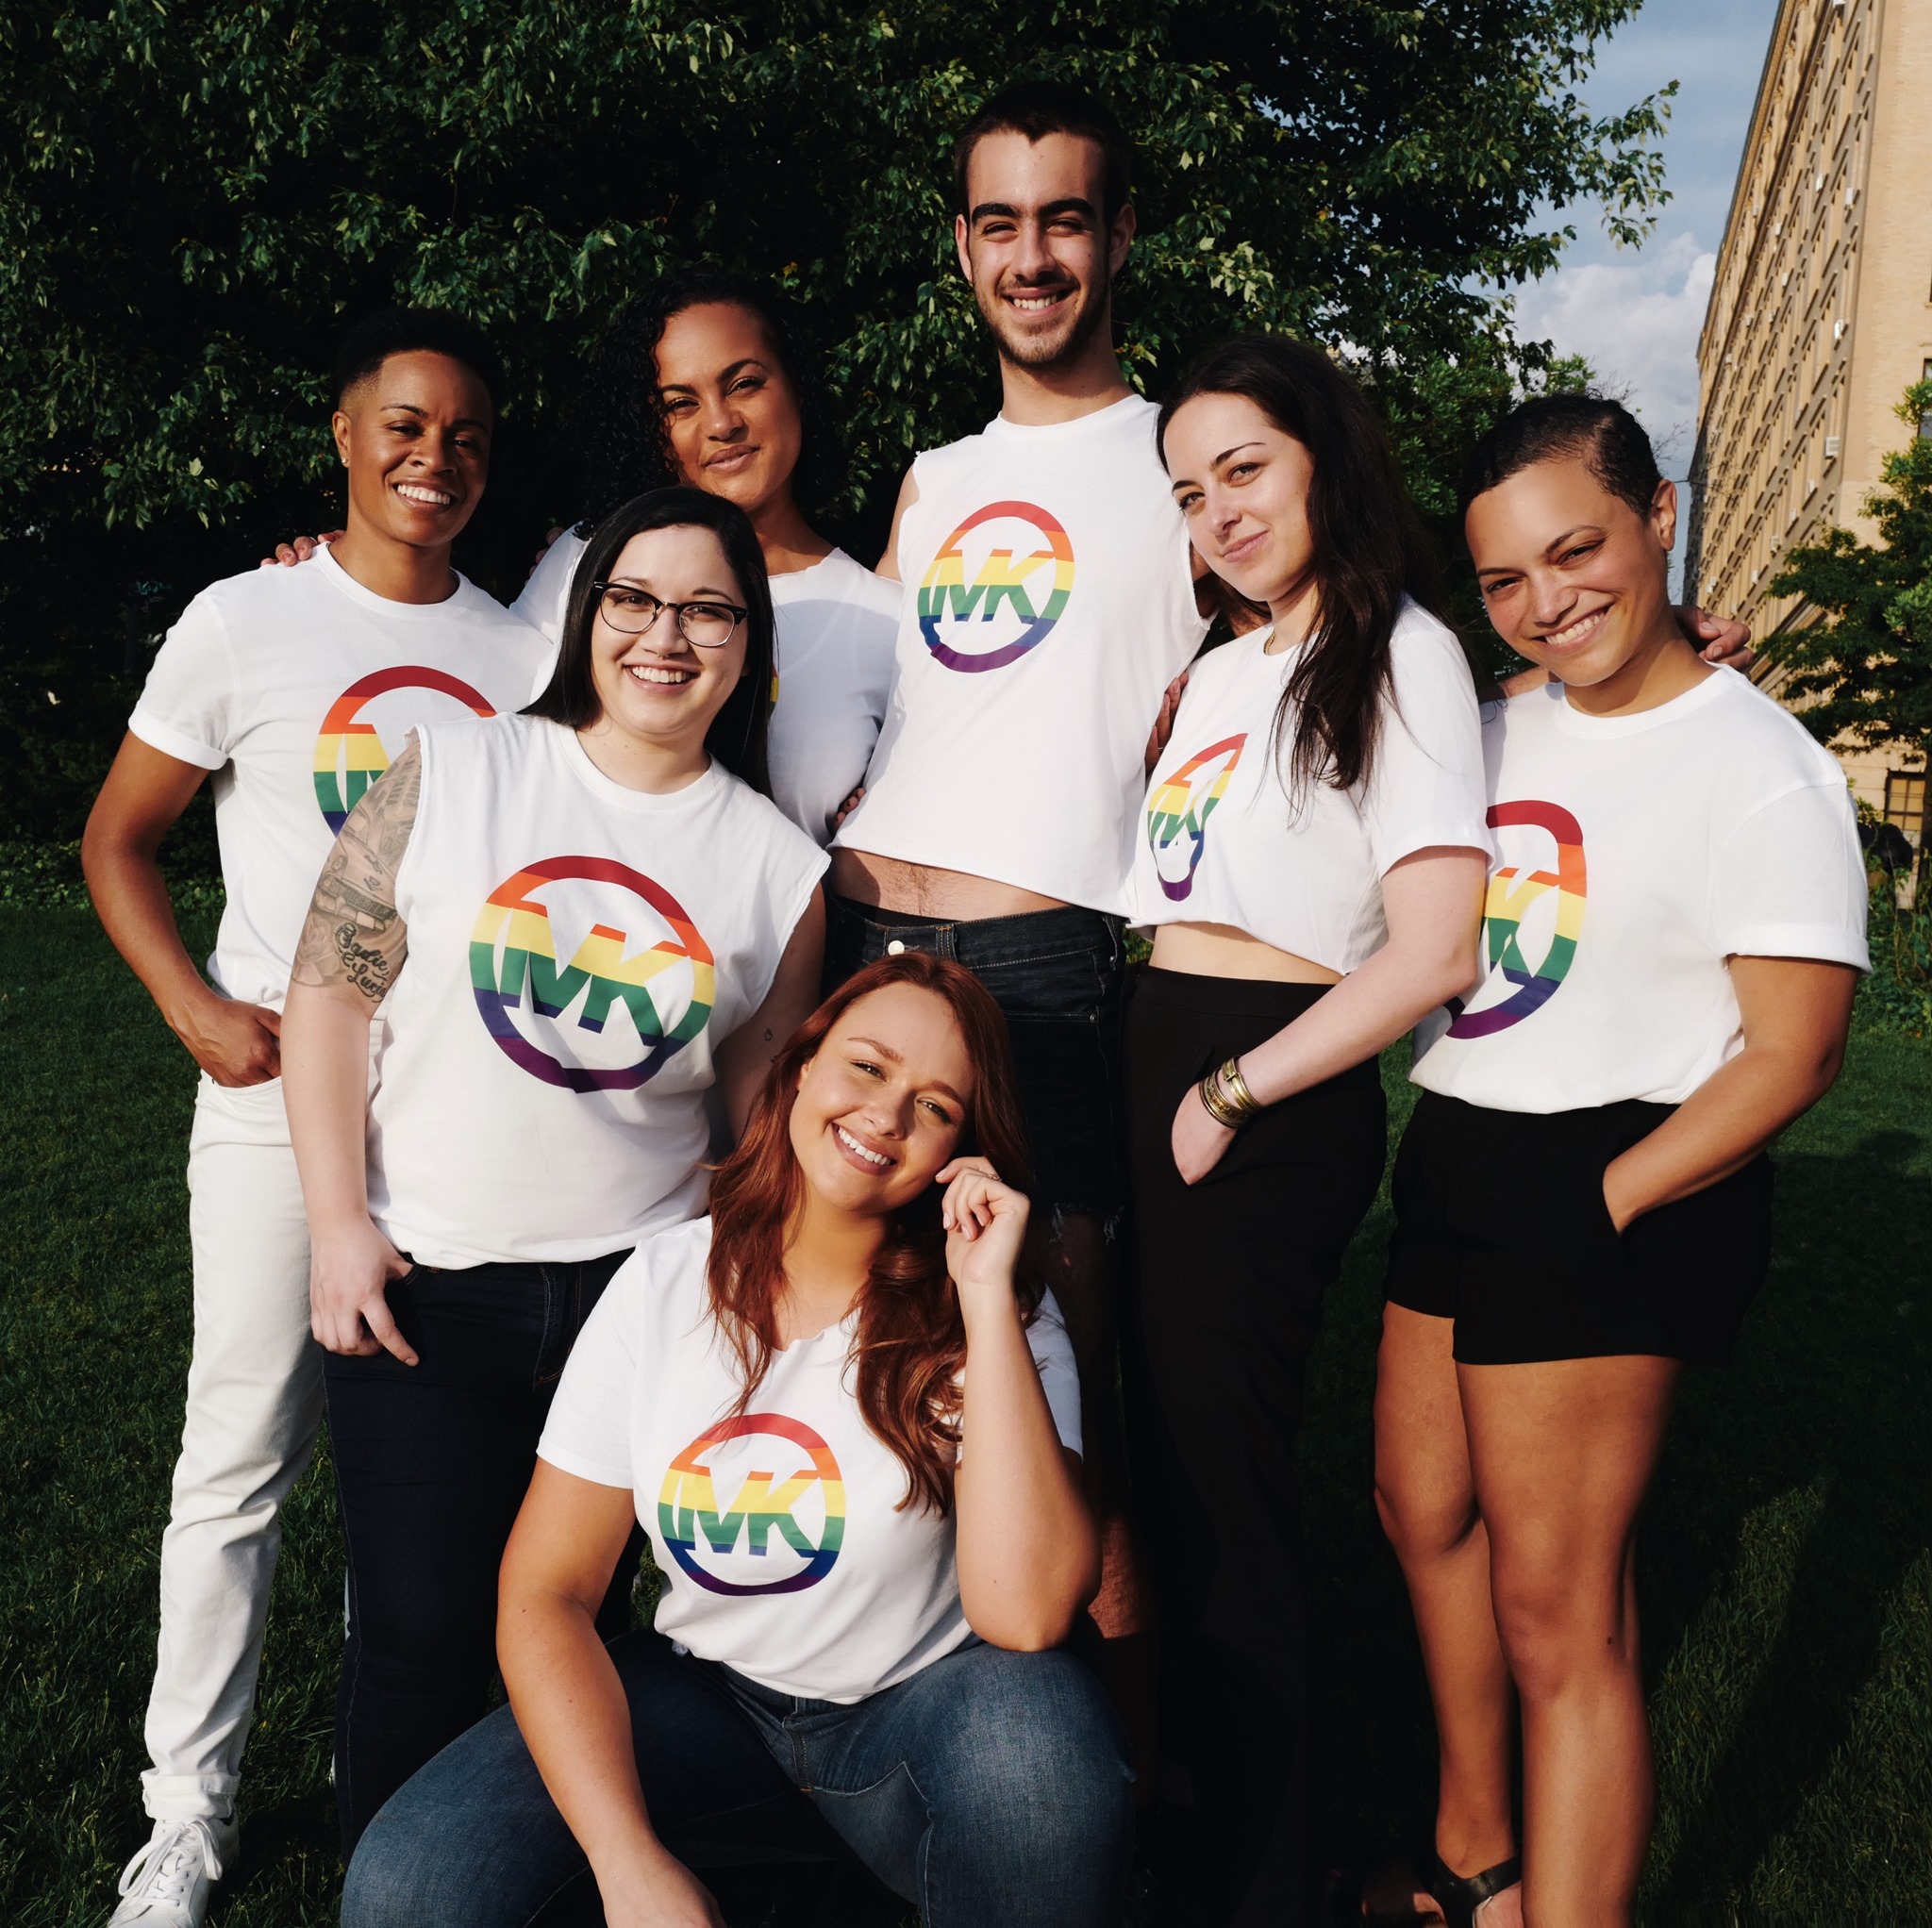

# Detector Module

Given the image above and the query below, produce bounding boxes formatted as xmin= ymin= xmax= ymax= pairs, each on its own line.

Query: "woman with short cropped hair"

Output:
xmin=1371 ymin=395 xmax=1867 ymax=1925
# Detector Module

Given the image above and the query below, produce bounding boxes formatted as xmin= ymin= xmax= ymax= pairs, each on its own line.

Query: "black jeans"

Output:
xmin=1124 ymin=970 xmax=1386 ymax=1926
xmin=322 ymin=1252 xmax=633 ymax=1853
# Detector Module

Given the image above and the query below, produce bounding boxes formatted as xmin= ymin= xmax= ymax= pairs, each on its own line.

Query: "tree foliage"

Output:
xmin=1767 ymin=380 xmax=1932 ymax=759
xmin=0 ymin=0 xmax=1670 ymax=837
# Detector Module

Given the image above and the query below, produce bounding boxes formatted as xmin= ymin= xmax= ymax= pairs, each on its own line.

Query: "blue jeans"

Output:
xmin=323 ymin=1253 xmax=633 ymax=1854
xmin=341 ymin=1629 xmax=1134 ymax=1928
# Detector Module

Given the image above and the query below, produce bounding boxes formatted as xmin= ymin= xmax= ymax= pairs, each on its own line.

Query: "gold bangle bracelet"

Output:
xmin=1219 ymin=1056 xmax=1262 ymax=1118
xmin=1198 ymin=1073 xmax=1246 ymax=1130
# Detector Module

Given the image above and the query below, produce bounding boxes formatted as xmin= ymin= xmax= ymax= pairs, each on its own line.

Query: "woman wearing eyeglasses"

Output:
xmin=279 ymin=487 xmax=827 ymax=1853
xmin=513 ymin=271 xmax=901 ymax=844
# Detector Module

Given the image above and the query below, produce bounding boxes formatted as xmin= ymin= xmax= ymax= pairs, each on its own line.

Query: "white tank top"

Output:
xmin=369 ymin=715 xmax=826 ymax=1267
xmin=1130 ymin=605 xmax=1493 ymax=973
xmin=833 ymin=395 xmax=1208 ymax=912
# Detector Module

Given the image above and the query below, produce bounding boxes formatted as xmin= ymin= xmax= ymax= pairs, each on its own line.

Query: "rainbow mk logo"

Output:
xmin=658 ymin=1414 xmax=845 ymax=1597
xmin=313 ymin=667 xmax=495 ymax=831
xmin=1446 ymin=800 xmax=1587 ymax=1038
xmin=468 ymin=856 xmax=714 ymax=1090
xmin=1147 ymin=734 xmax=1247 ymax=901
xmin=917 ymin=500 xmax=1074 ymax=673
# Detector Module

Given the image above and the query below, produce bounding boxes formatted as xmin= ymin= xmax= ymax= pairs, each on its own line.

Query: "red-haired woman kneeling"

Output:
xmin=341 ymin=952 xmax=1131 ymax=1928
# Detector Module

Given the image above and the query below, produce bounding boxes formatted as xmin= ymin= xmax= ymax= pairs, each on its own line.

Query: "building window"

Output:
xmin=1921 ymin=358 xmax=1932 ymax=440
xmin=1885 ymin=770 xmax=1926 ymax=845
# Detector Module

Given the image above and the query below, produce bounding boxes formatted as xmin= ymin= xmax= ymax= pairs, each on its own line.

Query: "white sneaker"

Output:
xmin=108 ymin=1817 xmax=238 ymax=1927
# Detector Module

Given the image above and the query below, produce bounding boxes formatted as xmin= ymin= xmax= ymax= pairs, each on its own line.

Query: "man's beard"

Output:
xmin=977 ymin=269 xmax=1112 ymax=372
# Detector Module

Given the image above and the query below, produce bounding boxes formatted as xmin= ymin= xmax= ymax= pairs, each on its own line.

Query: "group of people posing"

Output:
xmin=83 ymin=79 xmax=1868 ymax=1928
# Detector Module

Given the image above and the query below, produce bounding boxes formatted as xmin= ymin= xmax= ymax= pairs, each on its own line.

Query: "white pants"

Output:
xmin=141 ymin=1074 xmax=322 ymax=1823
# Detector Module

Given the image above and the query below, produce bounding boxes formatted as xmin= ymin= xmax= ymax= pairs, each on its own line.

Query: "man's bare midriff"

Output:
xmin=828 ymin=847 xmax=1067 ymax=921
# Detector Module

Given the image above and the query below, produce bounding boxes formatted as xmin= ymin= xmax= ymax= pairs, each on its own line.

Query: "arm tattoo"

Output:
xmin=291 ymin=739 xmax=422 ymax=1001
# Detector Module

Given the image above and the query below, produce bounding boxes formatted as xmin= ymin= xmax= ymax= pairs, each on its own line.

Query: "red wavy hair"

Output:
xmin=705 ymin=952 xmax=1041 ymax=1516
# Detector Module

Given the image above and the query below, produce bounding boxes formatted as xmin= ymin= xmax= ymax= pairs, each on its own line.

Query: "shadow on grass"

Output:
xmin=1301 ymin=1080 xmax=1932 ymax=1920
xmin=1641 ymin=1126 xmax=1932 ymax=1920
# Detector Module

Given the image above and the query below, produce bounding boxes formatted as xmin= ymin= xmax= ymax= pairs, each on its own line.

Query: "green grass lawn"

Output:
xmin=4 ymin=907 xmax=1930 ymax=1923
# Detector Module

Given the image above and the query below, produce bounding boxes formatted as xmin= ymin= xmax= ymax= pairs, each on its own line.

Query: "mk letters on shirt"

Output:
xmin=129 ymin=545 xmax=547 ymax=1011
xmin=368 ymin=716 xmax=825 ymax=1267
xmin=1411 ymin=673 xmax=1870 ymax=1114
xmin=835 ymin=395 xmax=1209 ymax=913
xmin=539 ymin=1219 xmax=1082 ymax=1704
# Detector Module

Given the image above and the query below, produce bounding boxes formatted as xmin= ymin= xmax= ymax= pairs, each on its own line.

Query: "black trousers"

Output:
xmin=322 ymin=1251 xmax=635 ymax=1853
xmin=1124 ymin=969 xmax=1386 ymax=1927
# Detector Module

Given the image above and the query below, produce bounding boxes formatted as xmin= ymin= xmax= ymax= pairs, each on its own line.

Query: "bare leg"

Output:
xmin=1460 ymin=1355 xmax=1679 ymax=1928
xmin=1374 ymin=1307 xmax=1519 ymax=1909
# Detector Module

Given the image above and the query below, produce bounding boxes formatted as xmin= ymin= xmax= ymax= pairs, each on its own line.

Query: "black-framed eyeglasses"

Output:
xmin=591 ymin=582 xmax=747 ymax=649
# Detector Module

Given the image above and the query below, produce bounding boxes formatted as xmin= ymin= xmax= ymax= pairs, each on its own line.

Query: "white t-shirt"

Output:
xmin=369 ymin=715 xmax=826 ymax=1266
xmin=1130 ymin=603 xmax=1492 ymax=972
xmin=128 ymin=546 xmax=547 ymax=1010
xmin=833 ymin=395 xmax=1209 ymax=913
xmin=538 ymin=1218 xmax=1083 ymax=1704
xmin=1411 ymin=671 xmax=1870 ymax=1112
xmin=512 ymin=532 xmax=900 ymax=845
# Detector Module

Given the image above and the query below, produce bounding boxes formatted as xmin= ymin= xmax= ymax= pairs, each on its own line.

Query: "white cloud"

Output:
xmin=1509 ymin=231 xmax=1716 ymax=475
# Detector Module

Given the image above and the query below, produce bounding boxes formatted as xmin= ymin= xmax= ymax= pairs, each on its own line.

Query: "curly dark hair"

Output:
xmin=574 ymin=269 xmax=828 ymax=537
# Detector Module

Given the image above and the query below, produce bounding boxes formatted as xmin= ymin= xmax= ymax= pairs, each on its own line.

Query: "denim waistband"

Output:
xmin=711 ymin=1656 xmax=842 ymax=1720
xmin=827 ymin=893 xmax=1122 ymax=971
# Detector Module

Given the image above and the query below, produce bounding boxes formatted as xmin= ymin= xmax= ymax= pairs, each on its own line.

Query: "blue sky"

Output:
xmin=1508 ymin=0 xmax=1783 ymax=476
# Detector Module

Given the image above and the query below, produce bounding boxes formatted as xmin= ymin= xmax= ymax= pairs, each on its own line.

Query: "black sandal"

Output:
xmin=1424 ymin=1849 xmax=1522 ymax=1928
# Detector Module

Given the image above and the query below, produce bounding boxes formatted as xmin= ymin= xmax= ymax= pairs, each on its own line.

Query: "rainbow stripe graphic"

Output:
xmin=468 ymin=856 xmax=715 ymax=1090
xmin=658 ymin=1413 xmax=845 ymax=1596
xmin=1147 ymin=734 xmax=1247 ymax=901
xmin=313 ymin=667 xmax=495 ymax=831
xmin=1446 ymin=800 xmax=1587 ymax=1038
xmin=917 ymin=500 xmax=1075 ymax=673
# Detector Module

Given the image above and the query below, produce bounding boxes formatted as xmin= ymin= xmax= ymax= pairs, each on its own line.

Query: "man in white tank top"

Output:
xmin=82 ymin=312 xmax=547 ymax=1927
xmin=827 ymin=84 xmax=1208 ymax=1668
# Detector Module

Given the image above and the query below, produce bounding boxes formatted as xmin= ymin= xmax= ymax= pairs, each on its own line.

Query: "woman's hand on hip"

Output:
xmin=939 ymin=1157 xmax=1031 ymax=1311
xmin=309 ymin=1220 xmax=418 ymax=1364
xmin=1172 ymin=1083 xmax=1236 ymax=1185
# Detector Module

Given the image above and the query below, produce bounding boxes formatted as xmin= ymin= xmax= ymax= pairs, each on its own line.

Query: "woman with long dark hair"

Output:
xmin=280 ymin=486 xmax=827 ymax=1852
xmin=513 ymin=270 xmax=900 ymax=842
xmin=1126 ymin=336 xmax=1493 ymax=1923
xmin=339 ymin=952 xmax=1132 ymax=1928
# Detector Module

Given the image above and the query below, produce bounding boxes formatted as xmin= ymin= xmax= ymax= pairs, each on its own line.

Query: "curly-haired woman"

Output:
xmin=513 ymin=271 xmax=900 ymax=843
xmin=339 ymin=951 xmax=1131 ymax=1928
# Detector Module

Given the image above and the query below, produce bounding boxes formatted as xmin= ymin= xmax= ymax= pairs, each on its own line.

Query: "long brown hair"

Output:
xmin=705 ymin=953 xmax=1041 ymax=1517
xmin=1157 ymin=335 xmax=1443 ymax=806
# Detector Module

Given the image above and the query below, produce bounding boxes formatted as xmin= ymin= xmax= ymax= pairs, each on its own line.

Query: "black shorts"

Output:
xmin=1384 ymin=1089 xmax=1774 ymax=1366
xmin=823 ymin=895 xmax=1124 ymax=1221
